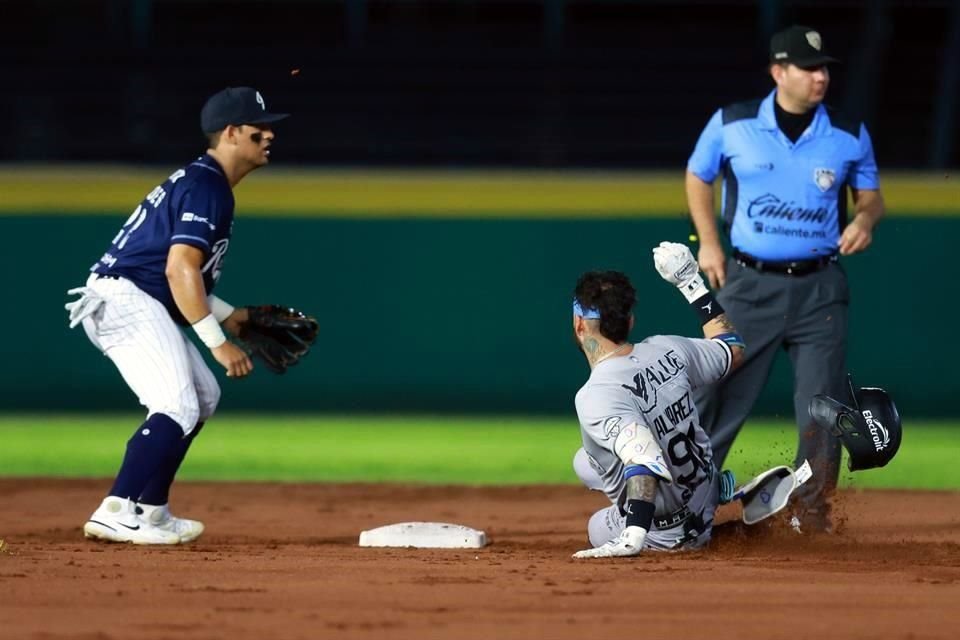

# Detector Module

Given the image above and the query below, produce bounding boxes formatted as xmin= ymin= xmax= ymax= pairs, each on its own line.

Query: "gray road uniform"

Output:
xmin=573 ymin=335 xmax=733 ymax=550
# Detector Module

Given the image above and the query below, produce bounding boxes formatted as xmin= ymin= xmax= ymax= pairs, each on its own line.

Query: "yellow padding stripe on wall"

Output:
xmin=0 ymin=167 xmax=956 ymax=217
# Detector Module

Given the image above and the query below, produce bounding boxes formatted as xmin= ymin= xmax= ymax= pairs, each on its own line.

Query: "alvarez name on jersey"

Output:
xmin=575 ymin=335 xmax=733 ymax=523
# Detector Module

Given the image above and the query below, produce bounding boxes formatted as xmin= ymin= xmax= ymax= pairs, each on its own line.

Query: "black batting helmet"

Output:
xmin=809 ymin=375 xmax=902 ymax=471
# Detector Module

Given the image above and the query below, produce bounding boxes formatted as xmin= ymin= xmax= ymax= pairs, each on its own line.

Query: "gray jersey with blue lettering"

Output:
xmin=575 ymin=335 xmax=732 ymax=527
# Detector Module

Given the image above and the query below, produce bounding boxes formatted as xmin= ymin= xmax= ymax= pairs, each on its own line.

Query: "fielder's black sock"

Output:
xmin=108 ymin=414 xmax=185 ymax=501
xmin=138 ymin=422 xmax=205 ymax=506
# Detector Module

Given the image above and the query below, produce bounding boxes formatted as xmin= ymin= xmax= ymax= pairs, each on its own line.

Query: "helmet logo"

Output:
xmin=862 ymin=409 xmax=890 ymax=451
xmin=255 ymin=91 xmax=266 ymax=111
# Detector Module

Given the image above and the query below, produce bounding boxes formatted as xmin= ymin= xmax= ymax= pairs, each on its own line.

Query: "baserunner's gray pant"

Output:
xmin=693 ymin=258 xmax=848 ymax=515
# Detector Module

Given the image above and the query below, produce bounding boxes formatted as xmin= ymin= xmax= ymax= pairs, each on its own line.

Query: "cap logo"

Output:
xmin=255 ymin=91 xmax=266 ymax=111
xmin=805 ymin=31 xmax=822 ymax=51
xmin=774 ymin=51 xmax=788 ymax=59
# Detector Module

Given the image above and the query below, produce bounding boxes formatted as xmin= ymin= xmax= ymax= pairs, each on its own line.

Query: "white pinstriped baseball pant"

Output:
xmin=79 ymin=274 xmax=220 ymax=434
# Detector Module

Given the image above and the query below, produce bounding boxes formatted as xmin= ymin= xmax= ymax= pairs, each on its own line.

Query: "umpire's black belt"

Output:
xmin=733 ymin=249 xmax=837 ymax=276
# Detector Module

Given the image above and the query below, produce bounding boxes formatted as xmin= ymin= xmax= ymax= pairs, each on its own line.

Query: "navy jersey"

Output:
xmin=91 ymin=154 xmax=234 ymax=325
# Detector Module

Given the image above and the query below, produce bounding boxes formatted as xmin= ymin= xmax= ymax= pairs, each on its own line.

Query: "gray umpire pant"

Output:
xmin=693 ymin=258 xmax=848 ymax=515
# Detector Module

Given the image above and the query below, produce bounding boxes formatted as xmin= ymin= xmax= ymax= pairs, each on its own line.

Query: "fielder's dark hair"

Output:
xmin=574 ymin=270 xmax=636 ymax=343
xmin=206 ymin=130 xmax=224 ymax=149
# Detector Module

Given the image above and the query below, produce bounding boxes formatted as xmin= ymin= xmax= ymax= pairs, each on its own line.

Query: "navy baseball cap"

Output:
xmin=769 ymin=25 xmax=838 ymax=67
xmin=200 ymin=87 xmax=289 ymax=134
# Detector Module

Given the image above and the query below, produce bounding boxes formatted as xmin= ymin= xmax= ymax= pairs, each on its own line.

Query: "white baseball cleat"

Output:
xmin=137 ymin=503 xmax=205 ymax=543
xmin=83 ymin=497 xmax=181 ymax=545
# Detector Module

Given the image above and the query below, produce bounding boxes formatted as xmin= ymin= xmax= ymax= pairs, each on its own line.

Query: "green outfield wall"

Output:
xmin=1 ymin=169 xmax=956 ymax=416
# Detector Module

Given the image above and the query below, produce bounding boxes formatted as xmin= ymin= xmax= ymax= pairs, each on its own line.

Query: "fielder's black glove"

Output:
xmin=236 ymin=305 xmax=319 ymax=374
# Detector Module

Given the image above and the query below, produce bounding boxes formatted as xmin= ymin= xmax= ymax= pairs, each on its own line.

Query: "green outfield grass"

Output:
xmin=0 ymin=414 xmax=955 ymax=490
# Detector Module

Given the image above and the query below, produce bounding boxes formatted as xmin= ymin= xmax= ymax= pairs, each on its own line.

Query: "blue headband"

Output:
xmin=572 ymin=300 xmax=601 ymax=319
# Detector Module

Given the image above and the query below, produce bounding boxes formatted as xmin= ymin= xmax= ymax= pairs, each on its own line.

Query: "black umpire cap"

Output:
xmin=200 ymin=87 xmax=289 ymax=134
xmin=769 ymin=25 xmax=839 ymax=67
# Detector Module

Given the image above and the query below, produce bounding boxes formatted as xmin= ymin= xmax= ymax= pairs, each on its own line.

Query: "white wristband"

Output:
xmin=678 ymin=274 xmax=709 ymax=304
xmin=208 ymin=295 xmax=236 ymax=323
xmin=192 ymin=313 xmax=227 ymax=349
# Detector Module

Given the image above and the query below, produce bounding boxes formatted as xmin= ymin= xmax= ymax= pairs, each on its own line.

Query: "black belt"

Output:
xmin=618 ymin=502 xmax=692 ymax=529
xmin=653 ymin=506 xmax=691 ymax=530
xmin=733 ymin=249 xmax=837 ymax=276
xmin=96 ymin=273 xmax=121 ymax=280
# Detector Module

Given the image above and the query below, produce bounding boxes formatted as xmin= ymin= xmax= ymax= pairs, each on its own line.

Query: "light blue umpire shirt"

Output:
xmin=687 ymin=89 xmax=880 ymax=262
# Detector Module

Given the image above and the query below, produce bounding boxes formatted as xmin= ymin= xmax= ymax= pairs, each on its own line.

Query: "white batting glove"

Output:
xmin=64 ymin=287 xmax=104 ymax=329
xmin=652 ymin=241 xmax=709 ymax=303
xmin=572 ymin=526 xmax=647 ymax=559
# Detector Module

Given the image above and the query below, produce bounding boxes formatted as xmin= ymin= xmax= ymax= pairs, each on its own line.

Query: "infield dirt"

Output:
xmin=2 ymin=479 xmax=958 ymax=639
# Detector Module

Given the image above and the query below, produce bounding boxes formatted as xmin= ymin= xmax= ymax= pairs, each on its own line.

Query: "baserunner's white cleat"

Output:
xmin=137 ymin=503 xmax=205 ymax=543
xmin=84 ymin=497 xmax=181 ymax=545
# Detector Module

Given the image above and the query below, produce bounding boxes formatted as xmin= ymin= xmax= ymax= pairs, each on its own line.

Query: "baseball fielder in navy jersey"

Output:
xmin=685 ymin=26 xmax=885 ymax=531
xmin=570 ymin=243 xmax=746 ymax=558
xmin=65 ymin=87 xmax=288 ymax=544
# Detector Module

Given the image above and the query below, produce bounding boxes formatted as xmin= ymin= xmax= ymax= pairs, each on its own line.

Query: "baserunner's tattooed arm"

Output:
xmin=703 ymin=312 xmax=745 ymax=372
xmin=625 ymin=473 xmax=658 ymax=503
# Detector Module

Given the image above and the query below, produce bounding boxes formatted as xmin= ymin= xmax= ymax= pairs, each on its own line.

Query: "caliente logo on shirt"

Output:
xmin=746 ymin=193 xmax=830 ymax=222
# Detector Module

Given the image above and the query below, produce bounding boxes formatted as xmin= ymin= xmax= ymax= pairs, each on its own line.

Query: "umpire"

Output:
xmin=685 ymin=25 xmax=885 ymax=531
